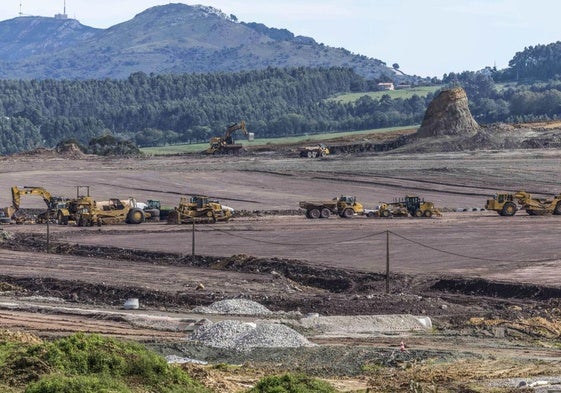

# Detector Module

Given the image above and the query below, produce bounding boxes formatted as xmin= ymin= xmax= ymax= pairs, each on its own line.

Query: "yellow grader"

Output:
xmin=368 ymin=195 xmax=441 ymax=218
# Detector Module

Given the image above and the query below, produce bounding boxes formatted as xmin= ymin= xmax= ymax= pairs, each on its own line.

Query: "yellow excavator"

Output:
xmin=205 ymin=121 xmax=254 ymax=154
xmin=4 ymin=186 xmax=68 ymax=223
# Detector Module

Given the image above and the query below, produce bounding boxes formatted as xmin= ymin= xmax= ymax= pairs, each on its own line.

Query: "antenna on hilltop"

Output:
xmin=54 ymin=0 xmax=68 ymax=19
xmin=19 ymin=1 xmax=23 ymax=16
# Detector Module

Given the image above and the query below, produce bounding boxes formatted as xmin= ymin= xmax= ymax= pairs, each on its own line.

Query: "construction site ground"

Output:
xmin=2 ymin=147 xmax=561 ymax=392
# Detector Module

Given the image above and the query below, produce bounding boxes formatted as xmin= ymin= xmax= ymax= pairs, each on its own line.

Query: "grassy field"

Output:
xmin=329 ymin=85 xmax=441 ymax=104
xmin=140 ymin=125 xmax=417 ymax=155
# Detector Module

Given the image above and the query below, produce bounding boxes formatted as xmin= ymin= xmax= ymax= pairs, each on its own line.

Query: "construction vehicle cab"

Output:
xmin=336 ymin=195 xmax=364 ymax=218
xmin=205 ymin=121 xmax=254 ymax=155
xmin=485 ymin=192 xmax=518 ymax=216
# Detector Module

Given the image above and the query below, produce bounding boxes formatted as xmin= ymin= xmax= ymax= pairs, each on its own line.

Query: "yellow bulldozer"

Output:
xmin=167 ymin=195 xmax=233 ymax=224
xmin=205 ymin=120 xmax=254 ymax=155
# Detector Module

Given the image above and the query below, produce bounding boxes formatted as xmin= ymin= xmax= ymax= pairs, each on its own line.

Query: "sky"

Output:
xmin=1 ymin=0 xmax=560 ymax=77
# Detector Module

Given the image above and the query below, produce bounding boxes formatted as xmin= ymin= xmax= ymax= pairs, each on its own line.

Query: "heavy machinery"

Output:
xmin=486 ymin=191 xmax=561 ymax=216
xmin=76 ymin=197 xmax=146 ymax=226
xmin=299 ymin=195 xmax=364 ymax=219
xmin=387 ymin=195 xmax=441 ymax=218
xmin=5 ymin=186 xmax=68 ymax=223
xmin=56 ymin=186 xmax=95 ymax=225
xmin=365 ymin=202 xmax=409 ymax=218
xmin=167 ymin=195 xmax=233 ymax=224
xmin=205 ymin=121 xmax=254 ymax=155
xmin=56 ymin=186 xmax=146 ymax=226
xmin=298 ymin=143 xmax=330 ymax=158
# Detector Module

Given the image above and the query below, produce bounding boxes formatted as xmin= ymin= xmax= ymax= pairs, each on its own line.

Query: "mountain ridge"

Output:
xmin=0 ymin=3 xmax=401 ymax=80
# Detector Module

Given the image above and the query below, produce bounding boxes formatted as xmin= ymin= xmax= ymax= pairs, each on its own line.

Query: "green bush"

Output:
xmin=25 ymin=374 xmax=128 ymax=393
xmin=247 ymin=373 xmax=337 ymax=393
xmin=1 ymin=333 xmax=209 ymax=393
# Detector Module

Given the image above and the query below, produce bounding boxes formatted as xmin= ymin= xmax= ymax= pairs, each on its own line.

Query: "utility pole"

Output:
xmin=192 ymin=219 xmax=195 ymax=263
xmin=46 ymin=210 xmax=50 ymax=253
xmin=385 ymin=230 xmax=390 ymax=293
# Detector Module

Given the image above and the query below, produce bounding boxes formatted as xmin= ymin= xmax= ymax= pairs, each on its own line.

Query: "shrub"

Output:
xmin=2 ymin=333 xmax=209 ymax=393
xmin=25 ymin=374 xmax=128 ymax=393
xmin=247 ymin=373 xmax=337 ymax=393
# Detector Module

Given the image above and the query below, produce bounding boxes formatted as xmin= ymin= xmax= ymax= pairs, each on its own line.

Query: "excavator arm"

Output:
xmin=6 ymin=186 xmax=68 ymax=221
xmin=223 ymin=121 xmax=248 ymax=145
xmin=11 ymin=186 xmax=55 ymax=211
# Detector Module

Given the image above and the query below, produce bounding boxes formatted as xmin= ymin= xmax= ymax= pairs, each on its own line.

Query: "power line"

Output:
xmin=207 ymin=227 xmax=388 ymax=246
xmin=389 ymin=230 xmax=559 ymax=264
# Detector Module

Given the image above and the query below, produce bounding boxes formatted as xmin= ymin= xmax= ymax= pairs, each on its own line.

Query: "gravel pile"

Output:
xmin=192 ymin=299 xmax=272 ymax=315
xmin=191 ymin=320 xmax=315 ymax=351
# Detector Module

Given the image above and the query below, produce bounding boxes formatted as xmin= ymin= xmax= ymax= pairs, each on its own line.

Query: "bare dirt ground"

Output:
xmin=2 ymin=145 xmax=561 ymax=391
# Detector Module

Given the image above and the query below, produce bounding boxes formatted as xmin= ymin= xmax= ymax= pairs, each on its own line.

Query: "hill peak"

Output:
xmin=0 ymin=3 xmax=401 ymax=81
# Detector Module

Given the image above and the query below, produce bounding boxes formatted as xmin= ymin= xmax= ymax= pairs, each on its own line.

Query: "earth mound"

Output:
xmin=416 ymin=87 xmax=480 ymax=138
xmin=55 ymin=142 xmax=86 ymax=159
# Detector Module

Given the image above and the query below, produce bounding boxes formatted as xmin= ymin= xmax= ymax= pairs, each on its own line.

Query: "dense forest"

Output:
xmin=1 ymin=41 xmax=561 ymax=155
xmin=0 ymin=67 xmax=430 ymax=154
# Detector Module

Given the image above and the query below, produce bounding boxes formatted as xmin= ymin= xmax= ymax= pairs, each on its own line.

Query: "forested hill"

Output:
xmin=0 ymin=67 xmax=430 ymax=155
xmin=0 ymin=3 xmax=400 ymax=81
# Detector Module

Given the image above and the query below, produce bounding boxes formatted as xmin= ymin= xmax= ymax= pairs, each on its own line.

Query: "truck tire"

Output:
xmin=145 ymin=208 xmax=160 ymax=221
xmin=127 ymin=208 xmax=145 ymax=224
xmin=307 ymin=151 xmax=313 ymax=158
xmin=57 ymin=211 xmax=68 ymax=225
xmin=309 ymin=208 xmax=321 ymax=219
xmin=167 ymin=210 xmax=180 ymax=224
xmin=366 ymin=211 xmax=376 ymax=218
xmin=342 ymin=208 xmax=354 ymax=218
xmin=380 ymin=209 xmax=390 ymax=218
xmin=554 ymin=201 xmax=561 ymax=215
xmin=414 ymin=209 xmax=423 ymax=218
xmin=501 ymin=202 xmax=517 ymax=217
xmin=423 ymin=210 xmax=432 ymax=218
xmin=320 ymin=208 xmax=331 ymax=218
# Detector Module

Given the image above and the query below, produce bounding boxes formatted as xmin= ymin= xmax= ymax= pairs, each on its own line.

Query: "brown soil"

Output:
xmin=3 ymin=135 xmax=561 ymax=391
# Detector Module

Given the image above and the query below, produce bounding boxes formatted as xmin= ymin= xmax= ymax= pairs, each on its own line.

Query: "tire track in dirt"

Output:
xmin=0 ymin=309 xmax=185 ymax=340
xmin=310 ymin=175 xmax=493 ymax=197
xmin=88 ymin=182 xmax=264 ymax=204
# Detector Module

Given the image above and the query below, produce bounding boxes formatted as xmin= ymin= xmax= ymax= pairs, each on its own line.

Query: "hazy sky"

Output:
xmin=1 ymin=0 xmax=560 ymax=77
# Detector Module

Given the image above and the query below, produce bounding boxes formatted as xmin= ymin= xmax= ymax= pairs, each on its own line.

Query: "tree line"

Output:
xmin=0 ymin=67 xmax=431 ymax=154
xmin=1 ymin=51 xmax=561 ymax=154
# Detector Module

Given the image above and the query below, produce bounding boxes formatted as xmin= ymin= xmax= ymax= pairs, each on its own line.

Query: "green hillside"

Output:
xmin=329 ymin=85 xmax=441 ymax=103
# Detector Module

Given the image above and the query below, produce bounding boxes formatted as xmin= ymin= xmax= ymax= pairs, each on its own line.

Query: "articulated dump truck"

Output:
xmin=299 ymin=195 xmax=364 ymax=219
